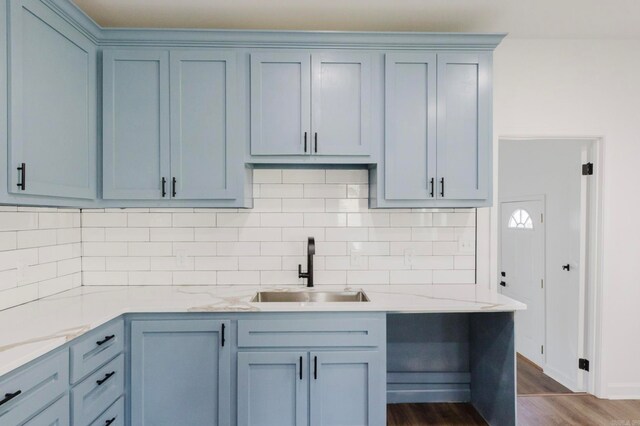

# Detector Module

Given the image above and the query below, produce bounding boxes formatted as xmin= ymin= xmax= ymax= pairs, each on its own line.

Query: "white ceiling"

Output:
xmin=72 ymin=0 xmax=640 ymax=39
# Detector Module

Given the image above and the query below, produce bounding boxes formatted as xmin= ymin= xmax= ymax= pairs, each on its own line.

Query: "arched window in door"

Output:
xmin=508 ymin=209 xmax=533 ymax=229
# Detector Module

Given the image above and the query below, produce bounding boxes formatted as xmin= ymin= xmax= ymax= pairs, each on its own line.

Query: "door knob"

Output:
xmin=562 ymin=264 xmax=571 ymax=271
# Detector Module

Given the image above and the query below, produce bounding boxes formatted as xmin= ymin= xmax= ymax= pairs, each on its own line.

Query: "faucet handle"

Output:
xmin=298 ymin=264 xmax=308 ymax=279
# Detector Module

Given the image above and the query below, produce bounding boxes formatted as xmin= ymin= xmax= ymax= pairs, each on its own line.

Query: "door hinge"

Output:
xmin=541 ymin=345 xmax=544 ymax=355
xmin=579 ymin=358 xmax=590 ymax=371
xmin=541 ymin=279 xmax=544 ymax=289
xmin=582 ymin=163 xmax=594 ymax=176
xmin=540 ymin=213 xmax=544 ymax=223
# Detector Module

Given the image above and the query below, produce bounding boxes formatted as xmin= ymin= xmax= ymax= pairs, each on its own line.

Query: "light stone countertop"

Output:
xmin=0 ymin=284 xmax=525 ymax=377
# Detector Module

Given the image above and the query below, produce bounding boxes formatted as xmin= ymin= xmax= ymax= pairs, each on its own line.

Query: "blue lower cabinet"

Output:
xmin=310 ymin=351 xmax=385 ymax=426
xmin=71 ymin=354 xmax=124 ymax=426
xmin=23 ymin=394 xmax=69 ymax=426
xmin=89 ymin=396 xmax=124 ymax=426
xmin=237 ymin=351 xmax=309 ymax=426
xmin=130 ymin=319 xmax=231 ymax=426
xmin=0 ymin=350 xmax=69 ymax=425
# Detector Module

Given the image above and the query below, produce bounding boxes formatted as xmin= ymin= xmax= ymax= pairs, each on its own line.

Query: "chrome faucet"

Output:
xmin=298 ymin=237 xmax=315 ymax=287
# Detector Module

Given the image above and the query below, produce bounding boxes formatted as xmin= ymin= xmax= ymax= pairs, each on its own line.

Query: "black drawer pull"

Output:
xmin=429 ymin=177 xmax=435 ymax=198
xmin=172 ymin=177 xmax=177 ymax=197
xmin=161 ymin=177 xmax=167 ymax=198
xmin=0 ymin=390 xmax=21 ymax=406
xmin=96 ymin=335 xmax=115 ymax=346
xmin=440 ymin=177 xmax=445 ymax=197
xmin=105 ymin=417 xmax=116 ymax=426
xmin=314 ymin=132 xmax=318 ymax=153
xmin=96 ymin=371 xmax=115 ymax=386
xmin=221 ymin=323 xmax=226 ymax=347
xmin=304 ymin=132 xmax=308 ymax=152
xmin=17 ymin=163 xmax=26 ymax=190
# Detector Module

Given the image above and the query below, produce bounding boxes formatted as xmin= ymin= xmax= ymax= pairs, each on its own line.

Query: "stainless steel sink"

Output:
xmin=251 ymin=290 xmax=370 ymax=303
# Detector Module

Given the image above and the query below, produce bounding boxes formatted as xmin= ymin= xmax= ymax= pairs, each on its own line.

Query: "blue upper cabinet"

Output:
xmin=384 ymin=53 xmax=437 ymax=201
xmin=170 ymin=50 xmax=238 ymax=200
xmin=130 ymin=319 xmax=231 ymax=426
xmin=374 ymin=51 xmax=493 ymax=208
xmin=103 ymin=49 xmax=242 ymax=203
xmin=311 ymin=52 xmax=371 ymax=156
xmin=250 ymin=52 xmax=311 ymax=156
xmin=250 ymin=51 xmax=372 ymax=159
xmin=436 ymin=53 xmax=491 ymax=201
xmin=102 ymin=50 xmax=171 ymax=200
xmin=8 ymin=0 xmax=96 ymax=200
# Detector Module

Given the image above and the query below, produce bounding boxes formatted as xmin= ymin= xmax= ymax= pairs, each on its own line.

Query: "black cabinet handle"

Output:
xmin=429 ymin=178 xmax=434 ymax=198
xmin=562 ymin=264 xmax=571 ymax=271
xmin=17 ymin=163 xmax=26 ymax=190
xmin=500 ymin=281 xmax=506 ymax=287
xmin=314 ymin=133 xmax=318 ymax=153
xmin=96 ymin=371 xmax=115 ymax=386
xmin=105 ymin=417 xmax=116 ymax=426
xmin=161 ymin=177 xmax=167 ymax=198
xmin=440 ymin=177 xmax=445 ymax=197
xmin=221 ymin=323 xmax=226 ymax=347
xmin=313 ymin=356 xmax=317 ymax=380
xmin=304 ymin=132 xmax=308 ymax=152
xmin=96 ymin=335 xmax=115 ymax=346
xmin=172 ymin=177 xmax=177 ymax=197
xmin=0 ymin=390 xmax=21 ymax=406
xmin=299 ymin=356 xmax=303 ymax=380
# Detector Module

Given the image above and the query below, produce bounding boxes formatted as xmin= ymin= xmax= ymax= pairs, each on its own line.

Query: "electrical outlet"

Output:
xmin=458 ymin=238 xmax=474 ymax=254
xmin=176 ymin=250 xmax=188 ymax=267
xmin=404 ymin=249 xmax=415 ymax=266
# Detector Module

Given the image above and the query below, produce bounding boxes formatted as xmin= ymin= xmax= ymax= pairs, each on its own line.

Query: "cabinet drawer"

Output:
xmin=238 ymin=318 xmax=382 ymax=348
xmin=23 ymin=394 xmax=69 ymax=426
xmin=72 ymin=354 xmax=124 ymax=426
xmin=71 ymin=320 xmax=124 ymax=383
xmin=89 ymin=396 xmax=124 ymax=426
xmin=0 ymin=350 xmax=69 ymax=425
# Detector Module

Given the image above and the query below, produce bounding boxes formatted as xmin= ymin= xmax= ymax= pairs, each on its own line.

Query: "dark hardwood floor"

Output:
xmin=516 ymin=353 xmax=573 ymax=395
xmin=387 ymin=354 xmax=640 ymax=425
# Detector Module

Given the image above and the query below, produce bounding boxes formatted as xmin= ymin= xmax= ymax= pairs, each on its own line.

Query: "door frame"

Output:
xmin=496 ymin=136 xmax=604 ymax=396
xmin=498 ymin=194 xmax=547 ymax=367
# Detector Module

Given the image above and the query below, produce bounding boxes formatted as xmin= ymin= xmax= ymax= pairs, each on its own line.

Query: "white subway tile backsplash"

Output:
xmin=0 ymin=169 xmax=476 ymax=308
xmin=282 ymin=169 xmax=325 ymax=184
xmin=1 ymin=209 xmax=82 ymax=310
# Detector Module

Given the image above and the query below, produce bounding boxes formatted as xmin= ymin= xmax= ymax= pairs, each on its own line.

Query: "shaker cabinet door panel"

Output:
xmin=384 ymin=53 xmax=437 ymax=200
xmin=130 ymin=320 xmax=231 ymax=426
xmin=436 ymin=53 xmax=491 ymax=200
xmin=310 ymin=351 xmax=384 ymax=426
xmin=250 ymin=52 xmax=311 ymax=156
xmin=311 ymin=52 xmax=371 ymax=156
xmin=237 ymin=352 xmax=308 ymax=426
xmin=8 ymin=0 xmax=96 ymax=199
xmin=170 ymin=51 xmax=237 ymax=200
xmin=102 ymin=50 xmax=170 ymax=200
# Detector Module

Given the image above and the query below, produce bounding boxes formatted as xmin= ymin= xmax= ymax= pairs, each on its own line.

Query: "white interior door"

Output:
xmin=499 ymin=139 xmax=591 ymax=392
xmin=500 ymin=199 xmax=545 ymax=366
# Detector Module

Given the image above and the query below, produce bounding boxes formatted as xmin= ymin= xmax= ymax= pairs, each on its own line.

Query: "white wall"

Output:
xmin=487 ymin=38 xmax=640 ymax=398
xmin=81 ymin=169 xmax=476 ymax=287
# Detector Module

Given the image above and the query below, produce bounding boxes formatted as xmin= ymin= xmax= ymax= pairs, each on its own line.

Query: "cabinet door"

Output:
xmin=8 ymin=0 xmax=96 ymax=199
xmin=237 ymin=352 xmax=308 ymax=426
xmin=250 ymin=52 xmax=311 ymax=156
xmin=23 ymin=395 xmax=69 ymax=426
xmin=310 ymin=351 xmax=384 ymax=426
xmin=436 ymin=53 xmax=491 ymax=200
xmin=384 ymin=53 xmax=437 ymax=200
xmin=130 ymin=320 xmax=231 ymax=426
xmin=311 ymin=52 xmax=371 ymax=156
xmin=102 ymin=50 xmax=170 ymax=200
xmin=170 ymin=51 xmax=237 ymax=200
